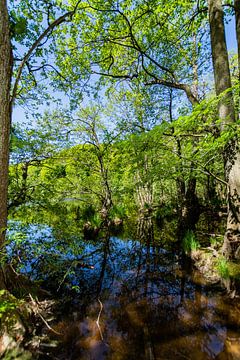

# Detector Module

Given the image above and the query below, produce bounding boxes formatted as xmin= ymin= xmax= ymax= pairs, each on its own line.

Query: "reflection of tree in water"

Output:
xmin=81 ymin=220 xmax=239 ymax=360
xmin=12 ymin=221 xmax=240 ymax=359
xmin=136 ymin=216 xmax=154 ymax=244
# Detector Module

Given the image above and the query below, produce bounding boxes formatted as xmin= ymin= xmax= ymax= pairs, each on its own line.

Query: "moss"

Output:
xmin=0 ymin=290 xmax=22 ymax=320
xmin=215 ymin=258 xmax=240 ymax=280
xmin=227 ymin=262 xmax=240 ymax=279
xmin=0 ymin=290 xmax=33 ymax=358
xmin=191 ymin=248 xmax=221 ymax=284
xmin=1 ymin=348 xmax=32 ymax=359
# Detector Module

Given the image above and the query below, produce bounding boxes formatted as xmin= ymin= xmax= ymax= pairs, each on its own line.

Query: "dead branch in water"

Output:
xmin=29 ymin=293 xmax=62 ymax=336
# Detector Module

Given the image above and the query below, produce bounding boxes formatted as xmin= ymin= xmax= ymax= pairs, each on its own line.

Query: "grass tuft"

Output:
xmin=182 ymin=230 xmax=199 ymax=255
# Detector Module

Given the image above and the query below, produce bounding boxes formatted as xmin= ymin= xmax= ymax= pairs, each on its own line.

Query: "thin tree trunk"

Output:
xmin=135 ymin=156 xmax=153 ymax=214
xmin=208 ymin=0 xmax=240 ymax=259
xmin=175 ymin=34 xmax=200 ymax=238
xmin=98 ymin=153 xmax=113 ymax=218
xmin=0 ymin=1 xmax=12 ymax=248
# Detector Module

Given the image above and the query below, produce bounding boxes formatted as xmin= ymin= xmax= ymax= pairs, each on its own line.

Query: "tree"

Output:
xmin=235 ymin=0 xmax=240 ymax=116
xmin=0 ymin=0 xmax=12 ymax=247
xmin=54 ymin=0 xmax=208 ymax=234
xmin=0 ymin=0 xmax=81 ymax=251
xmin=63 ymin=104 xmax=115 ymax=217
xmin=208 ymin=0 xmax=240 ymax=259
xmin=57 ymin=0 xmax=205 ymax=105
xmin=55 ymin=0 xmax=240 ymax=251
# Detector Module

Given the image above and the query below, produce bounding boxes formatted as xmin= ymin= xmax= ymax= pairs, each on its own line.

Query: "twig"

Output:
xmin=56 ymin=260 xmax=94 ymax=292
xmin=196 ymin=231 xmax=223 ymax=237
xmin=29 ymin=293 xmax=62 ymax=336
xmin=37 ymin=312 xmax=62 ymax=336
xmin=9 ymin=263 xmax=20 ymax=276
xmin=96 ymin=298 xmax=104 ymax=341
xmin=57 ymin=264 xmax=73 ymax=292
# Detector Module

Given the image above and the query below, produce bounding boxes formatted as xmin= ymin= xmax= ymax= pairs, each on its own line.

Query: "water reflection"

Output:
xmin=9 ymin=218 xmax=240 ymax=359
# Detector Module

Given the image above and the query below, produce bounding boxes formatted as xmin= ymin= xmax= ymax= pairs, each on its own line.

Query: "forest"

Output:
xmin=0 ymin=0 xmax=240 ymax=359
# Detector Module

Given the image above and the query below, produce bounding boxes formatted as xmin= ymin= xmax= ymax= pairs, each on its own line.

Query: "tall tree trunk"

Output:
xmin=0 ymin=1 xmax=12 ymax=248
xmin=175 ymin=36 xmax=200 ymax=239
xmin=235 ymin=0 xmax=240 ymax=118
xmin=208 ymin=0 xmax=240 ymax=259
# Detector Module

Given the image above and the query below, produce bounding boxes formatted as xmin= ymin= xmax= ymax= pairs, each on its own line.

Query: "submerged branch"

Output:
xmin=28 ymin=293 xmax=62 ymax=336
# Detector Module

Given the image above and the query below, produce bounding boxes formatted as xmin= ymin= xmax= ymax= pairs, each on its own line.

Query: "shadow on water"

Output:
xmin=8 ymin=217 xmax=240 ymax=360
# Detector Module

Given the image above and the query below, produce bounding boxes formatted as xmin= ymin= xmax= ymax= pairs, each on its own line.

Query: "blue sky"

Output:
xmin=226 ymin=17 xmax=237 ymax=52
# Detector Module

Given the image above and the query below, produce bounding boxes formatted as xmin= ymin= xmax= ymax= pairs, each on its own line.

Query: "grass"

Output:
xmin=217 ymin=257 xmax=230 ymax=279
xmin=210 ymin=236 xmax=223 ymax=249
xmin=182 ymin=230 xmax=200 ymax=255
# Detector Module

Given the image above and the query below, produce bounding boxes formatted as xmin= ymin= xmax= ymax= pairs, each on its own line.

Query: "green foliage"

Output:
xmin=82 ymin=204 xmax=96 ymax=221
xmin=0 ymin=290 xmax=20 ymax=319
xmin=182 ymin=231 xmax=200 ymax=255
xmin=108 ymin=204 xmax=127 ymax=220
xmin=1 ymin=348 xmax=32 ymax=360
xmin=216 ymin=260 xmax=240 ymax=280
xmin=155 ymin=204 xmax=174 ymax=220
xmin=10 ymin=14 xmax=28 ymax=41
xmin=8 ymin=0 xmax=239 ymax=264
xmin=90 ymin=213 xmax=102 ymax=228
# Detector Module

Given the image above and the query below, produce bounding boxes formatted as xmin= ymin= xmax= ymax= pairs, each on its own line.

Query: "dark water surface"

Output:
xmin=9 ymin=219 xmax=240 ymax=359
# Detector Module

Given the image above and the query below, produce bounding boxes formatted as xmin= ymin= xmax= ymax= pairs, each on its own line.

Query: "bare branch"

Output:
xmin=145 ymin=79 xmax=199 ymax=105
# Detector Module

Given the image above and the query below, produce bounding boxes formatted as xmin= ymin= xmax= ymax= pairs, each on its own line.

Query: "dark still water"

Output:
xmin=9 ymin=219 xmax=240 ymax=360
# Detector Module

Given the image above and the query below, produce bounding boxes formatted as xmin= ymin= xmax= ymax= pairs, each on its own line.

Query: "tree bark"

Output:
xmin=177 ymin=174 xmax=200 ymax=239
xmin=208 ymin=0 xmax=240 ymax=259
xmin=135 ymin=154 xmax=153 ymax=214
xmin=175 ymin=34 xmax=200 ymax=239
xmin=0 ymin=0 xmax=12 ymax=248
xmin=235 ymin=0 xmax=240 ymax=117
xmin=235 ymin=0 xmax=240 ymax=71
xmin=97 ymin=152 xmax=113 ymax=219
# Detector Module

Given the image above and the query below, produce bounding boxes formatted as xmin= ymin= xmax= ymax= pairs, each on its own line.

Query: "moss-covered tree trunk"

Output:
xmin=208 ymin=0 xmax=240 ymax=259
xmin=0 ymin=1 xmax=12 ymax=248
